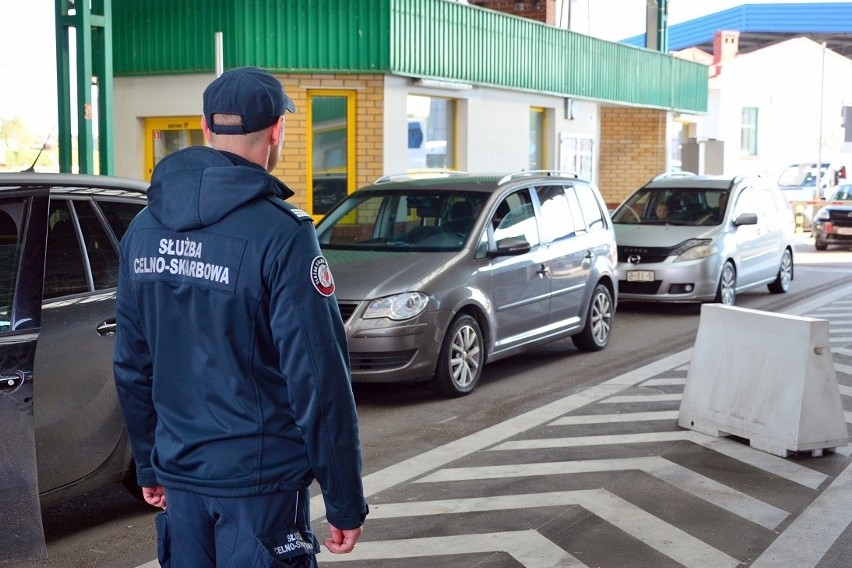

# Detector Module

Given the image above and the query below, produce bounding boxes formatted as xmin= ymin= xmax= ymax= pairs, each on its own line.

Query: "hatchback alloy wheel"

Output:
xmin=433 ymin=314 xmax=483 ymax=397
xmin=768 ymin=248 xmax=793 ymax=294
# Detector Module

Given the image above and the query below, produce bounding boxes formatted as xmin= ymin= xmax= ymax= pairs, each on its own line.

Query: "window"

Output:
xmin=535 ymin=186 xmax=574 ymax=242
xmin=573 ymin=183 xmax=605 ymax=231
xmin=492 ymin=190 xmax=539 ymax=247
xmin=44 ymin=200 xmax=87 ymax=299
xmin=407 ymin=95 xmax=455 ymax=170
xmin=559 ymin=134 xmax=593 ymax=180
xmin=144 ymin=116 xmax=205 ymax=181
xmin=75 ymin=201 xmax=120 ymax=290
xmin=529 ymin=108 xmax=545 ymax=170
xmin=309 ymin=92 xmax=355 ymax=217
xmin=0 ymin=202 xmax=23 ymax=332
xmin=97 ymin=200 xmax=144 ymax=241
xmin=740 ymin=107 xmax=758 ymax=155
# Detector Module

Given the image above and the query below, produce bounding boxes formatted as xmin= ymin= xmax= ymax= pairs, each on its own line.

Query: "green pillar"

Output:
xmin=645 ymin=0 xmax=669 ymax=53
xmin=55 ymin=0 xmax=113 ymax=175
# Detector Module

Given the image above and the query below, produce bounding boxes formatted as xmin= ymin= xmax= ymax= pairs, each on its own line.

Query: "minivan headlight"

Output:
xmin=672 ymin=239 xmax=717 ymax=262
xmin=363 ymin=292 xmax=429 ymax=320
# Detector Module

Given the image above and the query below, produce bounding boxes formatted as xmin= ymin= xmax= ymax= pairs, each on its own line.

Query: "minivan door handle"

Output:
xmin=97 ymin=318 xmax=117 ymax=336
xmin=536 ymin=264 xmax=551 ymax=278
xmin=583 ymin=251 xmax=593 ymax=264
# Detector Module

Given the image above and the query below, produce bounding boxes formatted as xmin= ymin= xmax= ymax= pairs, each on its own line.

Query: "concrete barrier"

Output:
xmin=678 ymin=304 xmax=849 ymax=458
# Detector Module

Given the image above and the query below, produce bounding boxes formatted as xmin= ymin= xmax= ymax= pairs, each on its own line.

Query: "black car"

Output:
xmin=0 ymin=172 xmax=147 ymax=564
xmin=813 ymin=183 xmax=852 ymax=250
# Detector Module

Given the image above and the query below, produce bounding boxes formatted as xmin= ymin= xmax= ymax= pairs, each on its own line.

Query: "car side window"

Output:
xmin=75 ymin=200 xmax=120 ymax=290
xmin=733 ymin=186 xmax=760 ymax=217
xmin=535 ymin=185 xmax=575 ymax=243
xmin=97 ymin=200 xmax=144 ymax=241
xmin=44 ymin=200 xmax=88 ymax=299
xmin=0 ymin=204 xmax=22 ymax=332
xmin=563 ymin=185 xmax=587 ymax=233
xmin=574 ymin=183 xmax=605 ymax=231
xmin=492 ymin=189 xmax=539 ymax=247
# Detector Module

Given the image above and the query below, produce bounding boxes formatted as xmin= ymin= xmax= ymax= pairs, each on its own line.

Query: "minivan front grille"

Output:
xmin=618 ymin=246 xmax=672 ymax=264
xmin=618 ymin=280 xmax=662 ymax=294
xmin=336 ymin=301 xmax=360 ymax=323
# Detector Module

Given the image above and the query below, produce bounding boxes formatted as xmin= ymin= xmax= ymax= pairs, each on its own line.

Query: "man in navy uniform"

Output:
xmin=114 ymin=66 xmax=367 ymax=567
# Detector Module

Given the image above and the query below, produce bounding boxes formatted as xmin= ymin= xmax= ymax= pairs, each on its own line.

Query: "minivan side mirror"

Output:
xmin=733 ymin=213 xmax=758 ymax=226
xmin=489 ymin=236 xmax=532 ymax=257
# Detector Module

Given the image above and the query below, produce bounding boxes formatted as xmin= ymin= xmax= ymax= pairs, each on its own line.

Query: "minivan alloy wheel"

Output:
xmin=715 ymin=261 xmax=736 ymax=305
xmin=572 ymin=284 xmax=613 ymax=352
xmin=768 ymin=249 xmax=793 ymax=294
xmin=433 ymin=314 xmax=483 ymax=397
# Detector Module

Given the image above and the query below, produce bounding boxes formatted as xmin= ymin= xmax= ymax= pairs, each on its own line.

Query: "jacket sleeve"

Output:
xmin=112 ymin=238 xmax=159 ymax=488
xmin=267 ymin=221 xmax=368 ymax=530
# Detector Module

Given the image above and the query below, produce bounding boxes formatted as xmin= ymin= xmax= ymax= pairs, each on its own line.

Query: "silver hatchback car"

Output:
xmin=315 ymin=171 xmax=618 ymax=396
xmin=611 ymin=173 xmax=795 ymax=305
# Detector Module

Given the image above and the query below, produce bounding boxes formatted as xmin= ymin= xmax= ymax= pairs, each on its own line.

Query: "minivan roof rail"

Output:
xmin=498 ymin=170 xmax=579 ymax=185
xmin=373 ymin=170 xmax=467 ymax=185
xmin=650 ymin=171 xmax=697 ymax=182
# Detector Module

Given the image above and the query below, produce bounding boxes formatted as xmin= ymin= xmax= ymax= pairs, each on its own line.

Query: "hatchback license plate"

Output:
xmin=835 ymin=227 xmax=852 ymax=235
xmin=627 ymin=270 xmax=654 ymax=282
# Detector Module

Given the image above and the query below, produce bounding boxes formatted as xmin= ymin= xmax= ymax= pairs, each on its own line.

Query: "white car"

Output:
xmin=611 ymin=173 xmax=795 ymax=305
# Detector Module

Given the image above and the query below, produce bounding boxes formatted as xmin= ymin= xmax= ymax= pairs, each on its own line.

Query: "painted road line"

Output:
xmin=829 ymin=336 xmax=852 ymax=343
xmin=550 ymin=410 xmax=679 ymax=425
xmin=839 ymin=384 xmax=852 ymax=397
xmin=643 ymin=378 xmax=687 ymax=386
xmin=836 ymin=363 xmax=852 ymax=376
xmin=319 ymin=530 xmax=585 ymax=566
xmin=601 ymin=394 xmax=682 ymax=403
xmin=309 ymin=349 xmax=694 ymax=522
xmin=752 ymin=460 xmax=852 ymax=568
xmin=492 ymin=431 xmax=827 ymax=489
xmin=365 ymin=490 xmax=740 ymax=568
xmin=835 ymin=346 xmax=852 ymax=357
xmin=417 ymin=457 xmax=788 ymax=530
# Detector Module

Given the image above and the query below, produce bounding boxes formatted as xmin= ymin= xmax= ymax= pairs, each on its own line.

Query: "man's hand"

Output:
xmin=324 ymin=523 xmax=361 ymax=554
xmin=142 ymin=485 xmax=167 ymax=509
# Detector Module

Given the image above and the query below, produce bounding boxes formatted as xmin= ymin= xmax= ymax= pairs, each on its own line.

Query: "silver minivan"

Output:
xmin=315 ymin=171 xmax=618 ymax=396
xmin=611 ymin=173 xmax=795 ymax=305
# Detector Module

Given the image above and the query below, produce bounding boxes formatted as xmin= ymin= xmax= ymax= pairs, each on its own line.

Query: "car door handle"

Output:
xmin=536 ymin=264 xmax=551 ymax=278
xmin=97 ymin=318 xmax=117 ymax=336
xmin=0 ymin=371 xmax=26 ymax=394
xmin=583 ymin=251 xmax=593 ymax=264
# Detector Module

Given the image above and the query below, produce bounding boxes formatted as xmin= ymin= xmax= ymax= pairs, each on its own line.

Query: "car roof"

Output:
xmin=0 ymin=172 xmax=148 ymax=197
xmin=644 ymin=174 xmax=740 ymax=190
xmin=364 ymin=171 xmax=586 ymax=194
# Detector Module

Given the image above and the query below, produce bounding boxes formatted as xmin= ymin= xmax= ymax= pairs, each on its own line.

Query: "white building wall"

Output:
xmin=383 ymin=75 xmax=600 ymax=180
xmin=703 ymin=38 xmax=852 ymax=179
xmin=114 ymin=74 xmax=213 ymax=179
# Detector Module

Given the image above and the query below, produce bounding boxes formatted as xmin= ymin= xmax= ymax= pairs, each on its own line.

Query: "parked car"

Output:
xmin=777 ymin=161 xmax=848 ymax=227
xmin=610 ymin=173 xmax=795 ymax=305
xmin=0 ymin=172 xmax=147 ymax=564
xmin=813 ymin=183 xmax=852 ymax=250
xmin=315 ymin=171 xmax=618 ymax=397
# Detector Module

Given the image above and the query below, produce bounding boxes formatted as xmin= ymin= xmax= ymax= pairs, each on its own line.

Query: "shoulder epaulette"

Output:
xmin=266 ymin=196 xmax=314 ymax=223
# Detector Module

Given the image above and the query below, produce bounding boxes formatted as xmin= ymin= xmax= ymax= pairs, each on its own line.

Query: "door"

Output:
xmin=0 ymin=191 xmax=49 ymax=563
xmin=489 ymin=189 xmax=550 ymax=350
xmin=730 ymin=186 xmax=775 ymax=285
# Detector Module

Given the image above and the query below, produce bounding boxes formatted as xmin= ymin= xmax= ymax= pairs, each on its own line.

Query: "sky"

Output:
xmin=0 ymin=0 xmax=847 ymax=138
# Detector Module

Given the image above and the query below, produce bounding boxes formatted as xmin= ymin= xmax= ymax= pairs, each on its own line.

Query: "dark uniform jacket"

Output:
xmin=113 ymin=146 xmax=367 ymax=530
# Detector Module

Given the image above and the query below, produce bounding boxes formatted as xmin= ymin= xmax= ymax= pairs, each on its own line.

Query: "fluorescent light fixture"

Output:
xmin=413 ymin=78 xmax=473 ymax=91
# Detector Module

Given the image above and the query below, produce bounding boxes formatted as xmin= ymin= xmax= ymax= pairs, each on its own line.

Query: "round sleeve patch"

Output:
xmin=310 ymin=256 xmax=335 ymax=296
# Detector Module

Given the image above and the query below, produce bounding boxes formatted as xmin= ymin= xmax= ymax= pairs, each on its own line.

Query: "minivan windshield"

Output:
xmin=316 ymin=189 xmax=488 ymax=251
xmin=777 ymin=163 xmax=829 ymax=188
xmin=612 ymin=187 xmax=730 ymax=226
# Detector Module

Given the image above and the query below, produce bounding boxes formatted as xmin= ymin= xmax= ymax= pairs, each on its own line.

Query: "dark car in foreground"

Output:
xmin=315 ymin=171 xmax=618 ymax=397
xmin=813 ymin=183 xmax=852 ymax=250
xmin=0 ymin=172 xmax=147 ymax=564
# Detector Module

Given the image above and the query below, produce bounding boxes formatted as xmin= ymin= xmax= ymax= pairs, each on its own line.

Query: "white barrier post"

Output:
xmin=678 ymin=304 xmax=849 ymax=458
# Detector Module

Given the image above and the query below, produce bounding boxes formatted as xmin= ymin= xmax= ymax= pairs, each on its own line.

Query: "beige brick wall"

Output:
xmin=599 ymin=107 xmax=668 ymax=208
xmin=270 ymin=73 xmax=384 ymax=214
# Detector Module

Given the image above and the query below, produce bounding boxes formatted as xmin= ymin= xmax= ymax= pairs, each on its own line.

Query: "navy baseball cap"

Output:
xmin=203 ymin=66 xmax=296 ymax=135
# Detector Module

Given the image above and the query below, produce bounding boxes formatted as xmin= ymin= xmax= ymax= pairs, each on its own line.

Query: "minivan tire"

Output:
xmin=432 ymin=314 xmax=484 ymax=397
xmin=572 ymin=284 xmax=613 ymax=352
xmin=714 ymin=261 xmax=736 ymax=305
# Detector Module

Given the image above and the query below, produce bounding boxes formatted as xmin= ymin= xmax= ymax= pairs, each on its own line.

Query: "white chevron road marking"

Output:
xmin=364 ymin=489 xmax=740 ymax=568
xmin=416 ymin=456 xmax=789 ymax=530
xmin=319 ymin=530 xmax=586 ymax=566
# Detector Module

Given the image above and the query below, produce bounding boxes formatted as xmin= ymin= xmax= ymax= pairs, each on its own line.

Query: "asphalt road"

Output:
xmin=17 ymin=235 xmax=852 ymax=568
